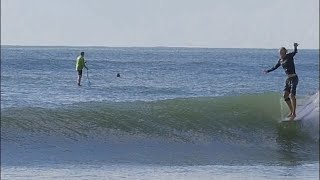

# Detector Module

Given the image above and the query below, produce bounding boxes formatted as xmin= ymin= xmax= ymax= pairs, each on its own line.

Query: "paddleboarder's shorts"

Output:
xmin=284 ymin=75 xmax=298 ymax=96
xmin=77 ymin=70 xmax=83 ymax=75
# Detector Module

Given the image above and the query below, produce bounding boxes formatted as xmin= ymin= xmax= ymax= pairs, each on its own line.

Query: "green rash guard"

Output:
xmin=76 ymin=56 xmax=85 ymax=70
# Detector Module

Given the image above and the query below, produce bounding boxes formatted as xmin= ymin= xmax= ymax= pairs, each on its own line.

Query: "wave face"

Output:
xmin=1 ymin=93 xmax=319 ymax=165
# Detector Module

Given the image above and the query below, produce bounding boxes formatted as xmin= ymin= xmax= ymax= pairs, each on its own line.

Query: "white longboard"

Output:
xmin=281 ymin=108 xmax=310 ymax=122
xmin=281 ymin=116 xmax=302 ymax=122
xmin=280 ymin=92 xmax=319 ymax=122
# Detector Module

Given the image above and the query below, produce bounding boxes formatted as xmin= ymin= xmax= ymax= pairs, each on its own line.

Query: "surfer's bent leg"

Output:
xmin=290 ymin=76 xmax=299 ymax=118
xmin=283 ymin=78 xmax=293 ymax=117
xmin=283 ymin=91 xmax=293 ymax=117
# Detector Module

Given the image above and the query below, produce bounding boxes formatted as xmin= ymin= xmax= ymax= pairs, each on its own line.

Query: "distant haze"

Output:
xmin=1 ymin=0 xmax=319 ymax=49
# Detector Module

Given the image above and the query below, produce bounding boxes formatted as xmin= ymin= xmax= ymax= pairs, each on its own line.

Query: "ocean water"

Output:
xmin=1 ymin=46 xmax=319 ymax=179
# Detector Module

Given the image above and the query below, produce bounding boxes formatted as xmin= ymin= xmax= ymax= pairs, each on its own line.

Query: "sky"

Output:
xmin=1 ymin=0 xmax=319 ymax=48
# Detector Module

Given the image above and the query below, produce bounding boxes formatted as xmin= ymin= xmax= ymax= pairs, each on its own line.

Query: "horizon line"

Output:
xmin=1 ymin=44 xmax=319 ymax=50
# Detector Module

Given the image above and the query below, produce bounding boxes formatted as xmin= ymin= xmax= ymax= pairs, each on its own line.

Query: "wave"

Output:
xmin=1 ymin=92 xmax=319 ymax=165
xmin=2 ymin=93 xmax=318 ymax=143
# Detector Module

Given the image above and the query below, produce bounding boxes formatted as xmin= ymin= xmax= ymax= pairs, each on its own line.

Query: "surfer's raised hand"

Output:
xmin=294 ymin=43 xmax=299 ymax=47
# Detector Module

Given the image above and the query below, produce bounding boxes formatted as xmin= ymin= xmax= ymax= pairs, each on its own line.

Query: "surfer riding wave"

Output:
xmin=264 ymin=42 xmax=299 ymax=121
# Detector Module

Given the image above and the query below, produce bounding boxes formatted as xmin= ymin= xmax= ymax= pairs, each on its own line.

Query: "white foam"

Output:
xmin=299 ymin=91 xmax=319 ymax=140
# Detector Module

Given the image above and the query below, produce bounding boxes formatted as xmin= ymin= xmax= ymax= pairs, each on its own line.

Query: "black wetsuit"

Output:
xmin=267 ymin=47 xmax=298 ymax=95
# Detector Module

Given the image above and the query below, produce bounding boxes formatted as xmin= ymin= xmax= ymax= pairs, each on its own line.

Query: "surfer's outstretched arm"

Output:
xmin=264 ymin=60 xmax=281 ymax=73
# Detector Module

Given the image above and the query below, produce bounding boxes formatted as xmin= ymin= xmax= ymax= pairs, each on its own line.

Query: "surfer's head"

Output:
xmin=279 ymin=47 xmax=287 ymax=58
xmin=80 ymin=52 xmax=85 ymax=57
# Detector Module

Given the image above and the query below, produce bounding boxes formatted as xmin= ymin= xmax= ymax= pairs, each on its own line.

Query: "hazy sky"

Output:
xmin=1 ymin=0 xmax=319 ymax=48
